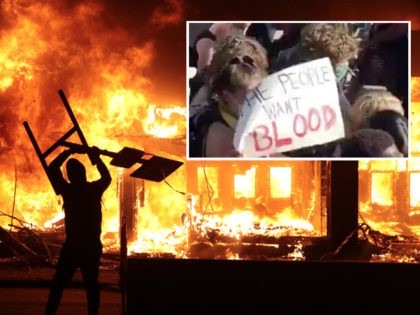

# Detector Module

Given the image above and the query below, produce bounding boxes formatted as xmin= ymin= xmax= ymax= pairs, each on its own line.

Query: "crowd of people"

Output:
xmin=188 ymin=22 xmax=409 ymax=158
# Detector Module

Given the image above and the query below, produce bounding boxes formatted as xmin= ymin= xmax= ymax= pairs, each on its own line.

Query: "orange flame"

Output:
xmin=1 ymin=0 xmax=419 ymax=261
xmin=359 ymin=159 xmax=420 ymax=236
xmin=0 ymin=0 xmax=185 ymax=246
xmin=359 ymin=77 xmax=420 ymax=238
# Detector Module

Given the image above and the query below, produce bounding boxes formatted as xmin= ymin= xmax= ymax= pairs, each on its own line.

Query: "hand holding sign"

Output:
xmin=233 ymin=57 xmax=345 ymax=157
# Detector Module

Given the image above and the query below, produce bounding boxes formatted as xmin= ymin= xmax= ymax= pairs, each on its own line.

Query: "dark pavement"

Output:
xmin=0 ymin=287 xmax=122 ymax=315
xmin=0 ymin=262 xmax=123 ymax=315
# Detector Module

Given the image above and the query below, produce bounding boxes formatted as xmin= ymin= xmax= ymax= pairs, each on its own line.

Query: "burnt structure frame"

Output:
xmin=124 ymin=161 xmax=420 ymax=314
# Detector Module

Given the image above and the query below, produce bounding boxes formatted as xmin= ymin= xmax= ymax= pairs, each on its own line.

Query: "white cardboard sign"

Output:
xmin=233 ymin=57 xmax=345 ymax=157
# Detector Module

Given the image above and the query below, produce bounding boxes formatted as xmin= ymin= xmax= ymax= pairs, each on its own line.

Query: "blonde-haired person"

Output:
xmin=189 ymin=35 xmax=269 ymax=157
xmin=299 ymin=23 xmax=359 ymax=77
xmin=190 ymin=23 xmax=252 ymax=112
xmin=351 ymin=87 xmax=408 ymax=156
xmin=194 ymin=23 xmax=252 ymax=71
xmin=271 ymin=23 xmax=361 ymax=138
xmin=272 ymin=23 xmax=360 ymax=78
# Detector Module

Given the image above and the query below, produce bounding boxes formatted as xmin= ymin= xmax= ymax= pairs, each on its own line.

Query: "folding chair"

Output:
xmin=23 ymin=89 xmax=184 ymax=195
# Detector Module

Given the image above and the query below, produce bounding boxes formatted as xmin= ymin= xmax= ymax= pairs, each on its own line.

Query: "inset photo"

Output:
xmin=187 ymin=22 xmax=410 ymax=159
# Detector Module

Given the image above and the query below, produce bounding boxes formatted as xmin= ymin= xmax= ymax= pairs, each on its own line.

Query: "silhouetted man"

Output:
xmin=45 ymin=146 xmax=111 ymax=315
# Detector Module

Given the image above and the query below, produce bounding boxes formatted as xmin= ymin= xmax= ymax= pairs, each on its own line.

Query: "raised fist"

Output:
xmin=88 ymin=146 xmax=101 ymax=165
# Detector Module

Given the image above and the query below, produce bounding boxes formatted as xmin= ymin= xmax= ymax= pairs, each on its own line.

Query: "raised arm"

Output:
xmin=89 ymin=146 xmax=112 ymax=191
xmin=48 ymin=149 xmax=73 ymax=193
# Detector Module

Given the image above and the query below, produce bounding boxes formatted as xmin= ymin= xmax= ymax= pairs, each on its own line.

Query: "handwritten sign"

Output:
xmin=233 ymin=57 xmax=345 ymax=157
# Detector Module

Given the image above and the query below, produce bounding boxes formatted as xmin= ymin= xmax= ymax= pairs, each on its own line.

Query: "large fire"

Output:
xmin=358 ymin=77 xmax=419 ymax=238
xmin=359 ymin=160 xmax=420 ymax=236
xmin=1 ymin=1 xmax=419 ymax=262
xmin=0 ymin=0 xmax=186 ymax=247
xmin=127 ymin=161 xmax=321 ymax=259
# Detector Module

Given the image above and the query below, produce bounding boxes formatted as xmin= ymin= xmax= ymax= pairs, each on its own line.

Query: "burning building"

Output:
xmin=123 ymin=160 xmax=420 ymax=314
xmin=0 ymin=1 xmax=420 ymax=313
xmin=1 ymin=0 xmax=419 ymax=265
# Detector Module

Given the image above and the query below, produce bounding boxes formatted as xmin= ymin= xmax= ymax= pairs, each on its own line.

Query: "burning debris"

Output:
xmin=342 ymin=222 xmax=420 ymax=263
xmin=0 ymin=218 xmax=63 ymax=265
xmin=183 ymin=205 xmax=318 ymax=260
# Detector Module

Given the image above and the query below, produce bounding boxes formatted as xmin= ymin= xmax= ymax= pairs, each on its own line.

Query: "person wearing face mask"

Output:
xmin=272 ymin=23 xmax=360 ymax=85
xmin=189 ymin=35 xmax=269 ymax=157
xmin=270 ymin=23 xmax=360 ymax=139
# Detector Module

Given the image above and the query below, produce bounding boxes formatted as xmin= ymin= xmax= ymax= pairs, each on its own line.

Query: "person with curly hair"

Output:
xmin=189 ymin=23 xmax=252 ymax=106
xmin=271 ymin=23 xmax=360 ymax=77
xmin=189 ymin=34 xmax=269 ymax=157
xmin=270 ymin=23 xmax=360 ymax=138
xmin=193 ymin=23 xmax=252 ymax=72
xmin=351 ymin=87 xmax=408 ymax=156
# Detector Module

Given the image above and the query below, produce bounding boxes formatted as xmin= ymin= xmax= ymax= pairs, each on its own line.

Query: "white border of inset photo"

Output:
xmin=186 ymin=21 xmax=411 ymax=161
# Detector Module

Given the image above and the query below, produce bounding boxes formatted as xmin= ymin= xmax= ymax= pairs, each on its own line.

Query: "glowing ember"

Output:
xmin=287 ymin=242 xmax=304 ymax=260
xmin=127 ymin=187 xmax=318 ymax=259
xmin=128 ymin=226 xmax=188 ymax=258
xmin=189 ymin=206 xmax=316 ymax=240
xmin=43 ymin=211 xmax=64 ymax=229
